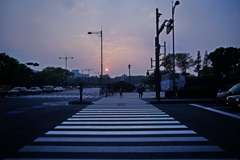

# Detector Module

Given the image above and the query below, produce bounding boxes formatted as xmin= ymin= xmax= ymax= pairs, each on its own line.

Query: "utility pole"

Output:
xmin=155 ymin=8 xmax=168 ymax=102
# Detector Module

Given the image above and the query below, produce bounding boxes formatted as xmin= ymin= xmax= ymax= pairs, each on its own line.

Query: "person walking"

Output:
xmin=137 ymin=84 xmax=144 ymax=98
xmin=119 ymin=87 xmax=123 ymax=97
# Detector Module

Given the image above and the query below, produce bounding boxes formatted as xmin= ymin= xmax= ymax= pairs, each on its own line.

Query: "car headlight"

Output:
xmin=236 ymin=98 xmax=239 ymax=101
xmin=226 ymin=97 xmax=229 ymax=100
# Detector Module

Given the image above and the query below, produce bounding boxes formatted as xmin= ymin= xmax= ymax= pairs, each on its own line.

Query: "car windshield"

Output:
xmin=13 ymin=88 xmax=20 ymax=90
xmin=29 ymin=87 xmax=36 ymax=90
xmin=229 ymin=84 xmax=240 ymax=92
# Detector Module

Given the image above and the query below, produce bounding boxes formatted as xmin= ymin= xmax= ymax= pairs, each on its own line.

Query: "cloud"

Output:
xmin=78 ymin=9 xmax=96 ymax=17
xmin=63 ymin=0 xmax=84 ymax=12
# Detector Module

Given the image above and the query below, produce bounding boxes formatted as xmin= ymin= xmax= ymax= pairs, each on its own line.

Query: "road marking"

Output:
xmin=54 ymin=125 xmax=187 ymax=129
xmin=19 ymin=145 xmax=223 ymax=153
xmin=67 ymin=117 xmax=174 ymax=120
xmin=82 ymin=108 xmax=160 ymax=111
xmin=34 ymin=136 xmax=208 ymax=142
xmin=46 ymin=130 xmax=196 ymax=135
xmin=62 ymin=120 xmax=180 ymax=124
xmin=72 ymin=114 xmax=169 ymax=118
xmin=190 ymin=104 xmax=240 ymax=120
xmin=76 ymin=112 xmax=166 ymax=114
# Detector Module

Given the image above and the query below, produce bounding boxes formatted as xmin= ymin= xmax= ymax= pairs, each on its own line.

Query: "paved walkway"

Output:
xmin=94 ymin=92 xmax=155 ymax=105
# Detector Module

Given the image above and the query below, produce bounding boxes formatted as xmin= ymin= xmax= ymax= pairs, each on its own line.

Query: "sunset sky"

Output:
xmin=1 ymin=0 xmax=239 ymax=77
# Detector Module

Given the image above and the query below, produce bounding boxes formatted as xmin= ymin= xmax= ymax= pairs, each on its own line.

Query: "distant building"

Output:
xmin=71 ymin=70 xmax=88 ymax=78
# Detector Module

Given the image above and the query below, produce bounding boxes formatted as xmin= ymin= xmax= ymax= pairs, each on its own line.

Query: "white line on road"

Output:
xmin=34 ymin=136 xmax=208 ymax=142
xmin=45 ymin=130 xmax=196 ymax=135
xmin=61 ymin=120 xmax=180 ymax=125
xmin=67 ymin=117 xmax=174 ymax=120
xmin=54 ymin=125 xmax=187 ymax=129
xmin=190 ymin=104 xmax=240 ymax=120
xmin=72 ymin=114 xmax=169 ymax=118
xmin=19 ymin=145 xmax=224 ymax=153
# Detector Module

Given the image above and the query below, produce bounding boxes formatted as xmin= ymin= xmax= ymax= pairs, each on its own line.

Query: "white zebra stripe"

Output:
xmin=34 ymin=136 xmax=208 ymax=142
xmin=61 ymin=121 xmax=180 ymax=125
xmin=46 ymin=130 xmax=196 ymax=135
xmin=19 ymin=145 xmax=224 ymax=153
xmin=54 ymin=125 xmax=187 ymax=129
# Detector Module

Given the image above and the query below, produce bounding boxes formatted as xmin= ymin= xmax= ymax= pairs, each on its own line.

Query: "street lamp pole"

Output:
xmin=172 ymin=0 xmax=180 ymax=94
xmin=128 ymin=64 xmax=131 ymax=84
xmin=59 ymin=56 xmax=73 ymax=90
xmin=88 ymin=29 xmax=103 ymax=94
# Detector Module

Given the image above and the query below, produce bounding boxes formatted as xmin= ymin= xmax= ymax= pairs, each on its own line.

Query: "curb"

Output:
xmin=68 ymin=100 xmax=93 ymax=105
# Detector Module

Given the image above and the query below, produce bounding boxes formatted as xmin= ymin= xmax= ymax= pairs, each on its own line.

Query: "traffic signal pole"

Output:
xmin=155 ymin=8 xmax=161 ymax=101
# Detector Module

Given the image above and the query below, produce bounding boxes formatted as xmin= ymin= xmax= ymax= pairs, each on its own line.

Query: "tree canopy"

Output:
xmin=208 ymin=47 xmax=240 ymax=78
xmin=175 ymin=53 xmax=195 ymax=73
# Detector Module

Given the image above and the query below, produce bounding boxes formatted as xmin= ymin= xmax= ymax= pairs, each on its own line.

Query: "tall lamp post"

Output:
xmin=172 ymin=0 xmax=180 ymax=94
xmin=88 ymin=29 xmax=103 ymax=94
xmin=59 ymin=56 xmax=73 ymax=90
xmin=128 ymin=64 xmax=131 ymax=83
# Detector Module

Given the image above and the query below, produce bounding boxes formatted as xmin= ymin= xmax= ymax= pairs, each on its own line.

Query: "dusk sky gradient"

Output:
xmin=1 ymin=0 xmax=240 ymax=77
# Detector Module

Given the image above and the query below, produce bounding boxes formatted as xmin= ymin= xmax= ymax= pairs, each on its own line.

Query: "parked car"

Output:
xmin=0 ymin=88 xmax=8 ymax=98
xmin=226 ymin=95 xmax=240 ymax=108
xmin=216 ymin=83 xmax=240 ymax=104
xmin=42 ymin=86 xmax=54 ymax=93
xmin=28 ymin=87 xmax=42 ymax=95
xmin=8 ymin=87 xmax=28 ymax=96
xmin=54 ymin=86 xmax=64 ymax=92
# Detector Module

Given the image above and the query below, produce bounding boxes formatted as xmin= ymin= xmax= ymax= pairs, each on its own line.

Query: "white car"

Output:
xmin=54 ymin=86 xmax=64 ymax=92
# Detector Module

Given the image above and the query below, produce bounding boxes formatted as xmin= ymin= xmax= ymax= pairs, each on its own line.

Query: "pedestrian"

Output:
xmin=104 ymin=86 xmax=108 ymax=97
xmin=110 ymin=86 xmax=114 ymax=96
xmin=138 ymin=84 xmax=144 ymax=98
xmin=119 ymin=87 xmax=123 ymax=97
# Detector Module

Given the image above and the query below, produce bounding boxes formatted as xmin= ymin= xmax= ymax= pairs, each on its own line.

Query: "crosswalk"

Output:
xmin=5 ymin=104 xmax=233 ymax=159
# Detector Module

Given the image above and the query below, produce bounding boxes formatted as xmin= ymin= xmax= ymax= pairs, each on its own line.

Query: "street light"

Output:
xmin=128 ymin=64 xmax=131 ymax=83
xmin=172 ymin=0 xmax=180 ymax=95
xmin=59 ymin=56 xmax=73 ymax=90
xmin=88 ymin=29 xmax=103 ymax=94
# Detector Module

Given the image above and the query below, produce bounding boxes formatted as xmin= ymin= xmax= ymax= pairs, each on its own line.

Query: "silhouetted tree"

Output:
xmin=161 ymin=53 xmax=173 ymax=73
xmin=175 ymin=53 xmax=195 ymax=73
xmin=194 ymin=51 xmax=202 ymax=77
xmin=201 ymin=51 xmax=212 ymax=77
xmin=208 ymin=47 xmax=240 ymax=78
xmin=0 ymin=53 xmax=34 ymax=87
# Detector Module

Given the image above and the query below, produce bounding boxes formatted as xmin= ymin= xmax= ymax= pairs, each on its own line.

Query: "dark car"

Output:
xmin=8 ymin=87 xmax=28 ymax=96
xmin=226 ymin=95 xmax=240 ymax=108
xmin=0 ymin=88 xmax=8 ymax=98
xmin=42 ymin=86 xmax=54 ymax=93
xmin=216 ymin=83 xmax=240 ymax=104
xmin=28 ymin=87 xmax=42 ymax=95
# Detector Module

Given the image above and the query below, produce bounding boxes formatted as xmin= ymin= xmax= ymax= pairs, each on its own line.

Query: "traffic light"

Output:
xmin=166 ymin=19 xmax=174 ymax=34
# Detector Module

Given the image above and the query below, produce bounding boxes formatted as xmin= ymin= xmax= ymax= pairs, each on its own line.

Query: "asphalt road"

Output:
xmin=1 ymin=91 xmax=240 ymax=159
xmin=152 ymin=103 xmax=240 ymax=159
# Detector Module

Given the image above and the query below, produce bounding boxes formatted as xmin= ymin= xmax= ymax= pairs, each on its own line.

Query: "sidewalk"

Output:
xmin=94 ymin=92 xmax=215 ymax=105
